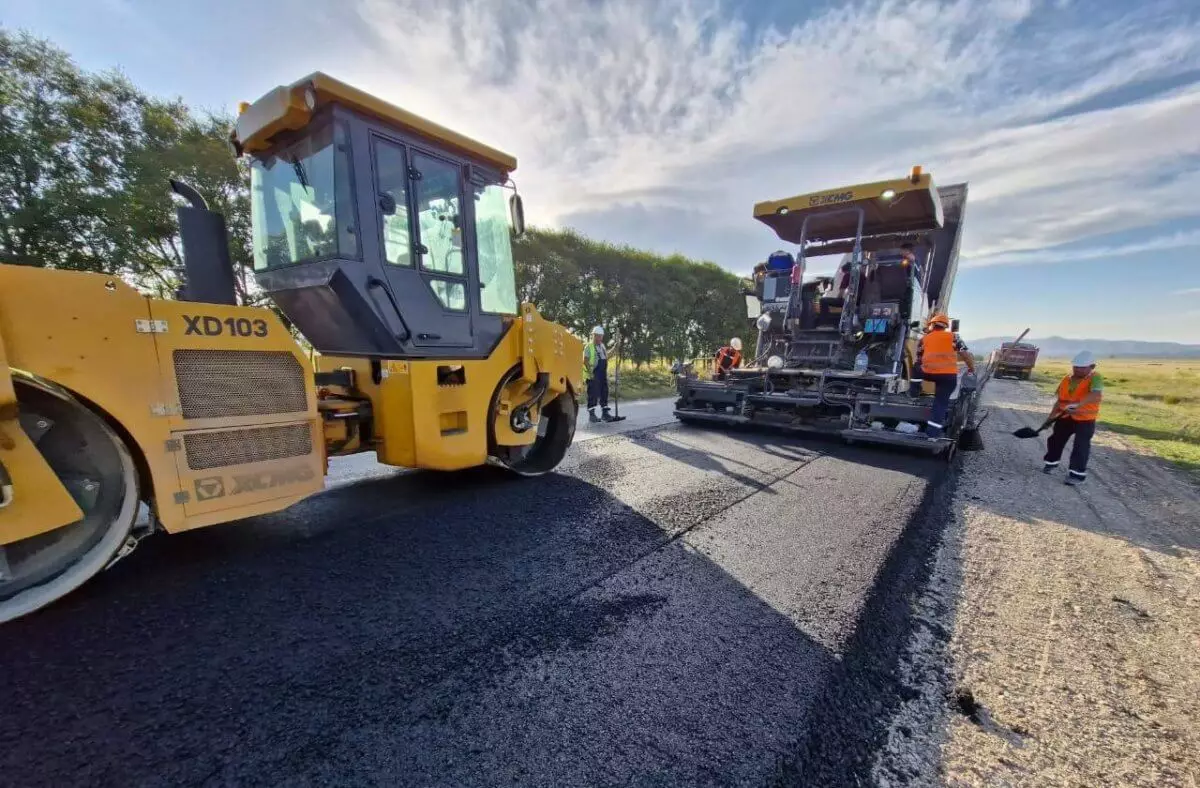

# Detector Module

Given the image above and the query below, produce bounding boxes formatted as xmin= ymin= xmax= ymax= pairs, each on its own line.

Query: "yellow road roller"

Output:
xmin=0 ymin=73 xmax=582 ymax=622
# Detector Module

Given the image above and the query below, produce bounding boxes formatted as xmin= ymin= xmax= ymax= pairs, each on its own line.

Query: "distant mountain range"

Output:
xmin=966 ymin=336 xmax=1200 ymax=359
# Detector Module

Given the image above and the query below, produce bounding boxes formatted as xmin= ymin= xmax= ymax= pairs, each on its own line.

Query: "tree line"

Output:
xmin=1 ymin=29 xmax=747 ymax=362
xmin=513 ymin=228 xmax=747 ymax=365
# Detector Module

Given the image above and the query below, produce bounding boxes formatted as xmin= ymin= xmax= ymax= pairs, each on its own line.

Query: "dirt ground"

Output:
xmin=875 ymin=378 xmax=1200 ymax=787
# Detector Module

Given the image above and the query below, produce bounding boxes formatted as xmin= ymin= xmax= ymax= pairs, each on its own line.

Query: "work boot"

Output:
xmin=1042 ymin=462 xmax=1057 ymax=474
xmin=1064 ymin=473 xmax=1086 ymax=486
xmin=588 ymin=408 xmax=601 ymax=423
xmin=602 ymin=407 xmax=616 ymax=422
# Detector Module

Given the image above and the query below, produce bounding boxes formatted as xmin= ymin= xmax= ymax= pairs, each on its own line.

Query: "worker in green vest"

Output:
xmin=583 ymin=325 xmax=614 ymax=423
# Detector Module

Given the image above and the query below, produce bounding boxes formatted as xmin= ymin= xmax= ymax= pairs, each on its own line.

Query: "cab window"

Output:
xmin=411 ymin=153 xmax=464 ymax=276
xmin=373 ymin=138 xmax=412 ymax=267
xmin=430 ymin=279 xmax=466 ymax=311
xmin=473 ymin=182 xmax=518 ymax=314
xmin=250 ymin=119 xmax=357 ymax=270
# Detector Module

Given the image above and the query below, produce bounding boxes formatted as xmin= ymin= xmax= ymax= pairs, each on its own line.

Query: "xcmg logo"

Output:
xmin=231 ymin=465 xmax=315 ymax=494
xmin=193 ymin=465 xmax=315 ymax=501
xmin=809 ymin=191 xmax=854 ymax=207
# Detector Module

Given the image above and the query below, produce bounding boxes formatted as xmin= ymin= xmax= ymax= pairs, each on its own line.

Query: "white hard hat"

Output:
xmin=592 ymin=325 xmax=605 ymax=336
xmin=1072 ymin=350 xmax=1096 ymax=367
xmin=730 ymin=337 xmax=743 ymax=351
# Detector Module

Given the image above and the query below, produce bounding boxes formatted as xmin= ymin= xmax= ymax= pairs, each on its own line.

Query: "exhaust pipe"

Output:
xmin=170 ymin=180 xmax=238 ymax=305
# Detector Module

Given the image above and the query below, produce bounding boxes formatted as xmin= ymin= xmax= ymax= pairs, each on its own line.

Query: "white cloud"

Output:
xmin=335 ymin=0 xmax=1200 ymax=269
xmin=1175 ymin=287 xmax=1200 ymax=296
xmin=965 ymin=229 xmax=1200 ymax=268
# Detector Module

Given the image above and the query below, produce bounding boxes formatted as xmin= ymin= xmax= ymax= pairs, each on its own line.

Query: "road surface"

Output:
xmin=0 ymin=402 xmax=953 ymax=786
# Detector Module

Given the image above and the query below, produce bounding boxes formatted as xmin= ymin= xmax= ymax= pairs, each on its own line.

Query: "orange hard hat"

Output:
xmin=927 ymin=313 xmax=951 ymax=329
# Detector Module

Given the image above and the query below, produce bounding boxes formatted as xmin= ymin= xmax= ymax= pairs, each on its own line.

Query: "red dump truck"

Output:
xmin=990 ymin=341 xmax=1040 ymax=380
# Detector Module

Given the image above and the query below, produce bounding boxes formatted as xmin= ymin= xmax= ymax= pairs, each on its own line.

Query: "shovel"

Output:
xmin=1013 ymin=412 xmax=1062 ymax=439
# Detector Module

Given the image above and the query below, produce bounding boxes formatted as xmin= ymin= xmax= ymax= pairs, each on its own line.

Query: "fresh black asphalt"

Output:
xmin=0 ymin=421 xmax=951 ymax=786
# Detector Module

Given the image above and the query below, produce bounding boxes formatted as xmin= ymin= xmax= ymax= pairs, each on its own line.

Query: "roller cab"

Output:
xmin=232 ymin=73 xmax=581 ymax=475
xmin=233 ymin=73 xmax=527 ymax=361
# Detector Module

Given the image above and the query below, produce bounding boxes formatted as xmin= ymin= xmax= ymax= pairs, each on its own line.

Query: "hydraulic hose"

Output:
xmin=0 ymin=457 xmax=12 ymax=509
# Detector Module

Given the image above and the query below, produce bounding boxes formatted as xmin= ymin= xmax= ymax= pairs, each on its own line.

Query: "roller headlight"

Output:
xmin=767 ymin=355 xmax=784 ymax=370
xmin=756 ymin=313 xmax=772 ymax=331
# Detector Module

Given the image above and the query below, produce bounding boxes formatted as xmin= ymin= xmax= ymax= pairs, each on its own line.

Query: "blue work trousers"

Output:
xmin=924 ymin=373 xmax=958 ymax=437
xmin=587 ymin=357 xmax=609 ymax=409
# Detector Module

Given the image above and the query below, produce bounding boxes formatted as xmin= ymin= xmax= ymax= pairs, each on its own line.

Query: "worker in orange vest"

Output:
xmin=1043 ymin=350 xmax=1103 ymax=485
xmin=713 ymin=337 xmax=743 ymax=380
xmin=916 ymin=314 xmax=975 ymax=439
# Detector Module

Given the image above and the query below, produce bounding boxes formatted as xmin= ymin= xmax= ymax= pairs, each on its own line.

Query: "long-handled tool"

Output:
xmin=607 ymin=334 xmax=628 ymax=423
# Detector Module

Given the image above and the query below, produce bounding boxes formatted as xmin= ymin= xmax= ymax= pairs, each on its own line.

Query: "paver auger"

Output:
xmin=675 ymin=168 xmax=989 ymax=456
xmin=0 ymin=74 xmax=582 ymax=622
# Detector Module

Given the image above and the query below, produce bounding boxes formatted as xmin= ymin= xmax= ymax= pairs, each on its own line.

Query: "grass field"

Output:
xmin=605 ymin=363 xmax=679 ymax=401
xmin=1029 ymin=358 xmax=1200 ymax=482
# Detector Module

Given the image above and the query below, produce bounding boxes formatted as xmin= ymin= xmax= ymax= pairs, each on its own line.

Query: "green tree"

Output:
xmin=0 ymin=29 xmax=251 ymax=300
xmin=121 ymin=110 xmax=255 ymax=301
xmin=513 ymin=226 xmax=746 ymax=364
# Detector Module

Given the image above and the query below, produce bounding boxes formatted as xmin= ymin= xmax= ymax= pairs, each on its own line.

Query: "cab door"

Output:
xmin=371 ymin=135 xmax=474 ymax=350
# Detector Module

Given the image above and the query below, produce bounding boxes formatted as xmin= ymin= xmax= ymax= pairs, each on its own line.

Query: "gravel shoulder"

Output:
xmin=876 ymin=378 xmax=1200 ymax=787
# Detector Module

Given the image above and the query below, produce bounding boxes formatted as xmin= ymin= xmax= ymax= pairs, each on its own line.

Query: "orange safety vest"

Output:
xmin=714 ymin=346 xmax=742 ymax=373
xmin=1056 ymin=374 xmax=1100 ymax=421
xmin=920 ymin=330 xmax=958 ymax=375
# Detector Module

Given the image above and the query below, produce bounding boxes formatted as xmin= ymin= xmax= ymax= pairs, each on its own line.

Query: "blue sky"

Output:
xmin=4 ymin=0 xmax=1200 ymax=341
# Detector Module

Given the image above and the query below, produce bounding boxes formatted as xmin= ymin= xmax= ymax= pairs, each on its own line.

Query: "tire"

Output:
xmin=1 ymin=382 xmax=139 ymax=623
xmin=494 ymin=388 xmax=577 ymax=477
